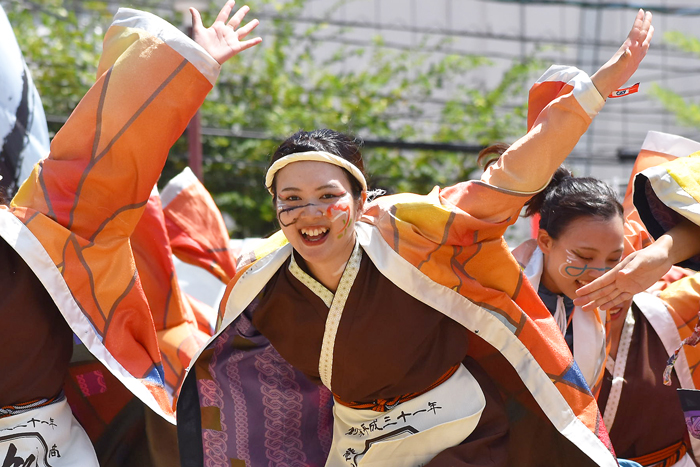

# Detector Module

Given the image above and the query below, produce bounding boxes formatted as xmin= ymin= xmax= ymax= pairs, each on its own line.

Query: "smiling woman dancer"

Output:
xmin=177 ymin=9 xmax=653 ymax=467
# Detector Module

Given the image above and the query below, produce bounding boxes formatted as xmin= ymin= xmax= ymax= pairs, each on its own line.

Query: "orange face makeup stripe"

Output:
xmin=327 ymin=201 xmax=351 ymax=239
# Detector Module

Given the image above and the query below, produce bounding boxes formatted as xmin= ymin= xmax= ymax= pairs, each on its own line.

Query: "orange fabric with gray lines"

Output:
xmin=6 ymin=19 xmax=213 ymax=414
xmin=660 ymin=274 xmax=700 ymax=389
xmin=164 ymin=179 xmax=236 ymax=284
xmin=132 ymin=193 xmax=210 ymax=394
xmin=362 ymin=184 xmax=605 ymax=438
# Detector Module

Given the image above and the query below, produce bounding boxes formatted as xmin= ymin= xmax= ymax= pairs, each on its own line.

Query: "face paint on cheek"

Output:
xmin=277 ymin=202 xmax=315 ymax=227
xmin=558 ymin=249 xmax=585 ymax=279
xmin=557 ymin=249 xmax=613 ymax=279
xmin=326 ymin=199 xmax=352 ymax=239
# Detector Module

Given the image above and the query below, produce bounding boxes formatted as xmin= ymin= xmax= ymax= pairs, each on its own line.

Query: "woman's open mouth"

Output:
xmin=300 ymin=227 xmax=330 ymax=244
xmin=608 ymin=306 xmax=626 ymax=321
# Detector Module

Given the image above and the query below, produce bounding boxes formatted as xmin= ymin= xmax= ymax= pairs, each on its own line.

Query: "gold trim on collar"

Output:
xmin=289 ymin=252 xmax=334 ymax=308
xmin=602 ymin=306 xmax=635 ymax=431
xmin=288 ymin=242 xmax=363 ymax=391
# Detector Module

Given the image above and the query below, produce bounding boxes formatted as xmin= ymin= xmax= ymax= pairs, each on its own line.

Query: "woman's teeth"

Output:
xmin=300 ymin=227 xmax=329 ymax=239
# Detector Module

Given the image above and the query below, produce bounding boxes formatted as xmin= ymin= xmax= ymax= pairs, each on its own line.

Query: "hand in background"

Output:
xmin=574 ymin=243 xmax=672 ymax=311
xmin=191 ymin=0 xmax=262 ymax=65
xmin=575 ymin=219 xmax=700 ymax=310
xmin=591 ymin=9 xmax=653 ymax=98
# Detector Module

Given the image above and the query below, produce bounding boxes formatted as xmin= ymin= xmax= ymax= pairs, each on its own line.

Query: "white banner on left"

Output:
xmin=0 ymin=398 xmax=98 ymax=467
xmin=0 ymin=5 xmax=50 ymax=198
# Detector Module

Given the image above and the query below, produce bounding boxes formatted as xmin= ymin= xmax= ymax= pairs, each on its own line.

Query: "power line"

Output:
xmin=300 ymin=33 xmax=700 ymax=74
xmin=485 ymin=0 xmax=700 ymax=15
xmin=253 ymin=12 xmax=700 ymax=59
xmin=44 ymin=114 xmax=694 ymax=163
xmin=198 ymin=127 xmax=642 ymax=164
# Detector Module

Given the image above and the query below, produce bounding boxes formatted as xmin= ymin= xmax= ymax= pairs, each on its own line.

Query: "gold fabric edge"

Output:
xmin=289 ymin=251 xmax=334 ymax=308
xmin=602 ymin=306 xmax=635 ymax=431
xmin=318 ymin=242 xmax=363 ymax=391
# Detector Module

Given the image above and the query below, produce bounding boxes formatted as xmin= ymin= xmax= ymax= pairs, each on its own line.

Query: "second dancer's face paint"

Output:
xmin=558 ymin=249 xmax=613 ymax=279
xmin=539 ymin=215 xmax=625 ymax=301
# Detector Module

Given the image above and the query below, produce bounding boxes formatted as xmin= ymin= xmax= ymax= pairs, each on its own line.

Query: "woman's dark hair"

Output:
xmin=524 ymin=166 xmax=623 ymax=239
xmin=477 ymin=143 xmax=510 ymax=170
xmin=268 ymin=129 xmax=366 ymax=199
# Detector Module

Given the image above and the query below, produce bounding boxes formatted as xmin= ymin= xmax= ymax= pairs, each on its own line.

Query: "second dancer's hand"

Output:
xmin=591 ymin=9 xmax=653 ymax=98
xmin=574 ymin=244 xmax=672 ymax=312
xmin=575 ymin=219 xmax=700 ymax=311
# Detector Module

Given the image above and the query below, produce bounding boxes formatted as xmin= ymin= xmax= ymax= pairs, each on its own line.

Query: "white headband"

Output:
xmin=265 ymin=151 xmax=367 ymax=194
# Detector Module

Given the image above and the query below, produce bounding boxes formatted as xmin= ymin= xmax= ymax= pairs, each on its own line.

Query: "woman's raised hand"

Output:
xmin=591 ymin=9 xmax=653 ymax=98
xmin=574 ymin=244 xmax=672 ymax=312
xmin=190 ymin=0 xmax=262 ymax=65
xmin=574 ymin=219 xmax=700 ymax=311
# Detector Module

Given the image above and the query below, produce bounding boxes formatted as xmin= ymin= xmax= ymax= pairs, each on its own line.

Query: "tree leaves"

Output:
xmin=8 ymin=0 xmax=537 ymax=238
xmin=650 ymin=31 xmax=700 ymax=131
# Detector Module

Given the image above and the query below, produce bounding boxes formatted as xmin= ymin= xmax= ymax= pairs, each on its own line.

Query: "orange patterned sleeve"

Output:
xmin=443 ymin=66 xmax=605 ymax=227
xmin=6 ymin=8 xmax=220 ymax=418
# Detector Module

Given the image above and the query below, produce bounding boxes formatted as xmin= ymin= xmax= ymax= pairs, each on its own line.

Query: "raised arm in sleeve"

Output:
xmin=12 ymin=8 xmax=220 ymax=241
xmin=4 ymin=8 xmax=221 ymax=420
xmin=442 ymin=66 xmax=604 ymax=225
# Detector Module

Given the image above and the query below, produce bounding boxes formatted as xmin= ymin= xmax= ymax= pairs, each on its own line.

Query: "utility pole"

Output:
xmin=174 ymin=0 xmax=207 ymax=181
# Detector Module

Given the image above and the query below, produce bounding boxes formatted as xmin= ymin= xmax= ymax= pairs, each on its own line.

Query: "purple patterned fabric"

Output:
xmin=199 ymin=311 xmax=333 ymax=466
xmin=199 ymin=333 xmax=229 ymax=467
xmin=75 ymin=370 xmax=108 ymax=397
xmin=684 ymin=410 xmax=700 ymax=439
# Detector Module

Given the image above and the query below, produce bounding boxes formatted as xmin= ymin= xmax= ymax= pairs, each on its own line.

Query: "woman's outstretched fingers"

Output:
xmin=237 ymin=34 xmax=262 ymax=53
xmin=227 ymin=4 xmax=249 ymax=29
xmin=216 ymin=0 xmax=237 ymax=24
xmin=576 ymin=282 xmax=618 ymax=311
xmin=644 ymin=26 xmax=655 ymax=49
xmin=641 ymin=10 xmax=654 ymax=43
xmin=632 ymin=11 xmax=652 ymax=56
xmin=190 ymin=7 xmax=203 ymax=30
xmin=631 ymin=10 xmax=653 ymax=51
xmin=236 ymin=18 xmax=259 ymax=40
xmin=576 ymin=266 xmax=619 ymax=296
xmin=629 ymin=9 xmax=644 ymax=37
xmin=574 ymin=262 xmax=628 ymax=310
xmin=191 ymin=1 xmax=261 ymax=65
xmin=599 ymin=292 xmax=633 ymax=312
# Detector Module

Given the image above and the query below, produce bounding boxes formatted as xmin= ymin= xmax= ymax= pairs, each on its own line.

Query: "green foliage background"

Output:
xmin=650 ymin=32 xmax=700 ymax=133
xmin=5 ymin=0 xmax=541 ymax=238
